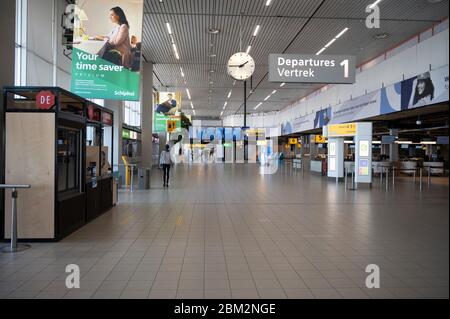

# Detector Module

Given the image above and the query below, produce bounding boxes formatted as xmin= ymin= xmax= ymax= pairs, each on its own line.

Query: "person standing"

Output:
xmin=160 ymin=144 xmax=173 ymax=188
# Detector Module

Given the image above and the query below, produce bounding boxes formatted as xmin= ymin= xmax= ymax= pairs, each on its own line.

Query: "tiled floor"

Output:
xmin=0 ymin=164 xmax=448 ymax=299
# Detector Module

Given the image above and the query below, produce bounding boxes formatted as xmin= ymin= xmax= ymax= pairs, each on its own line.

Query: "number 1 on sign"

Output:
xmin=340 ymin=59 xmax=349 ymax=78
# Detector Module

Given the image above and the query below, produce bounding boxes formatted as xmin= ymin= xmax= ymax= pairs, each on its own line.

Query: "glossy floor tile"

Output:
xmin=0 ymin=164 xmax=448 ymax=299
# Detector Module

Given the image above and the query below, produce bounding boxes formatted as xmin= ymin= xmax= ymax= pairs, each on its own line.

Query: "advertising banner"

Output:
xmin=289 ymin=65 xmax=449 ymax=135
xmin=71 ymin=1 xmax=144 ymax=100
xmin=153 ymin=92 xmax=182 ymax=133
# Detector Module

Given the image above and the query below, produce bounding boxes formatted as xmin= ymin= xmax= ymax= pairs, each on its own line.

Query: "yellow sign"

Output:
xmin=328 ymin=123 xmax=357 ymax=137
xmin=315 ymin=135 xmax=327 ymax=143
xmin=289 ymin=138 xmax=298 ymax=145
xmin=167 ymin=120 xmax=177 ymax=133
xmin=246 ymin=128 xmax=265 ymax=136
xmin=257 ymin=140 xmax=267 ymax=146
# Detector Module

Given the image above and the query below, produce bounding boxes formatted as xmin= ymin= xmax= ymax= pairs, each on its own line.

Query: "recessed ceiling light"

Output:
xmin=209 ymin=54 xmax=217 ymax=58
xmin=324 ymin=38 xmax=337 ymax=48
xmin=374 ymin=32 xmax=390 ymax=40
xmin=254 ymin=102 xmax=263 ymax=110
xmin=335 ymin=28 xmax=349 ymax=39
xmin=368 ymin=0 xmax=382 ymax=9
xmin=316 ymin=47 xmax=326 ymax=56
xmin=209 ymin=70 xmax=215 ymax=73
xmin=316 ymin=27 xmax=349 ymax=55
xmin=165 ymin=22 xmax=173 ymax=35
xmin=208 ymin=27 xmax=220 ymax=34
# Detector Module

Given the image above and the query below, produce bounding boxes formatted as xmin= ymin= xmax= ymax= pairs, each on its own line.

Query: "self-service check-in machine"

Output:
xmin=323 ymin=122 xmax=373 ymax=186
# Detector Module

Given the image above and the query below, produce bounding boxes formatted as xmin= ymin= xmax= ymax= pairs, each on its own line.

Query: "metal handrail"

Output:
xmin=0 ymin=184 xmax=31 ymax=253
xmin=0 ymin=185 xmax=31 ymax=189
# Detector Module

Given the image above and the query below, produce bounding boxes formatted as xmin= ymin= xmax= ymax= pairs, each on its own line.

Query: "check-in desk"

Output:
xmin=310 ymin=160 xmax=323 ymax=173
xmin=423 ymin=162 xmax=445 ymax=175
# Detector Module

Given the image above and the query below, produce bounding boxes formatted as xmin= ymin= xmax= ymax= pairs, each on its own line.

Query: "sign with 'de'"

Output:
xmin=36 ymin=91 xmax=56 ymax=110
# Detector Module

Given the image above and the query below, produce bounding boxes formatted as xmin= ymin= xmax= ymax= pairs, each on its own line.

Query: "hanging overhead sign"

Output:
xmin=153 ymin=92 xmax=182 ymax=133
xmin=327 ymin=123 xmax=357 ymax=137
xmin=70 ymin=1 xmax=144 ymax=100
xmin=315 ymin=135 xmax=327 ymax=144
xmin=268 ymin=54 xmax=356 ymax=84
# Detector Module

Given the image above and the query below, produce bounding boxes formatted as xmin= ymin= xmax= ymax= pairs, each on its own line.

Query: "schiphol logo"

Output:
xmin=168 ymin=127 xmax=280 ymax=175
xmin=366 ymin=2 xmax=381 ymax=29
xmin=65 ymin=264 xmax=81 ymax=289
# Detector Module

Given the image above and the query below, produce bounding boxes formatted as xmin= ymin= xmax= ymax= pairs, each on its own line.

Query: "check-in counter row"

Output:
xmin=360 ymin=161 xmax=445 ymax=175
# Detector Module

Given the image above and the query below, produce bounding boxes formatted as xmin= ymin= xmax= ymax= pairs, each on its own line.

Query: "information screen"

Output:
xmin=359 ymin=159 xmax=370 ymax=176
xmin=359 ymin=141 xmax=370 ymax=157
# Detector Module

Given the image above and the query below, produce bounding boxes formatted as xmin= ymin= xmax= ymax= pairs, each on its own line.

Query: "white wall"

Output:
xmin=223 ymin=22 xmax=449 ymax=131
xmin=25 ymin=0 xmax=72 ymax=89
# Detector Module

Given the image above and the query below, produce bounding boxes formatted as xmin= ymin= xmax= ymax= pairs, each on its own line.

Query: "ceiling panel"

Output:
xmin=142 ymin=0 xmax=448 ymax=118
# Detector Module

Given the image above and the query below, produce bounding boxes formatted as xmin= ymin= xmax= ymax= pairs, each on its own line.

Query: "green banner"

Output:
xmin=71 ymin=48 xmax=140 ymax=100
xmin=154 ymin=112 xmax=181 ymax=133
xmin=70 ymin=1 xmax=144 ymax=100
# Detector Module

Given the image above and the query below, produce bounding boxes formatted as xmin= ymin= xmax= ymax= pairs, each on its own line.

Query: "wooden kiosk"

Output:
xmin=2 ymin=87 xmax=115 ymax=241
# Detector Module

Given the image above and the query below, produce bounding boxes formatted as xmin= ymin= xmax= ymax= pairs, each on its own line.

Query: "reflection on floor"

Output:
xmin=0 ymin=164 xmax=448 ymax=299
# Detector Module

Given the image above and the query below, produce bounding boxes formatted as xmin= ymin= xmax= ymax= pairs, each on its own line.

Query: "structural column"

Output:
xmin=104 ymin=100 xmax=123 ymax=168
xmin=389 ymin=129 xmax=399 ymax=163
xmin=0 ymin=0 xmax=16 ymax=240
xmin=141 ymin=62 xmax=154 ymax=169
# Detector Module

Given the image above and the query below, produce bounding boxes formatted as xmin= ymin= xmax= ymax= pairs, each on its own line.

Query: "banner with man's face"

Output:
xmin=70 ymin=0 xmax=144 ymax=101
xmin=153 ymin=92 xmax=183 ymax=133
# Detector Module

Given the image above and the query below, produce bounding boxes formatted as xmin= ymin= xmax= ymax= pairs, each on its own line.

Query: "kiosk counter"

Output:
xmin=2 ymin=87 xmax=115 ymax=241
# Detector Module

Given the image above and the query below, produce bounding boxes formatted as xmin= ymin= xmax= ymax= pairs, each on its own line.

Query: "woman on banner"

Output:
xmin=95 ymin=7 xmax=132 ymax=68
xmin=412 ymin=72 xmax=435 ymax=107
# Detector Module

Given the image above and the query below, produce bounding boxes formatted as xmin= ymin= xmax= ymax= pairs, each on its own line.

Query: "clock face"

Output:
xmin=227 ymin=52 xmax=255 ymax=81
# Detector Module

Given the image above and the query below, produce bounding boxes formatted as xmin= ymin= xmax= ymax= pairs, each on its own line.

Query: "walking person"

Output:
xmin=160 ymin=144 xmax=173 ymax=188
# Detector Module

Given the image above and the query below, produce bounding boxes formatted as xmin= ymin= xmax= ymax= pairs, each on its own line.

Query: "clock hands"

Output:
xmin=229 ymin=61 xmax=250 ymax=68
xmin=239 ymin=61 xmax=250 ymax=68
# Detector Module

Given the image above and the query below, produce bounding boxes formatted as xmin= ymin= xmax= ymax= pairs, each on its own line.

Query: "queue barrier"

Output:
xmin=0 ymin=184 xmax=31 ymax=253
xmin=344 ymin=164 xmax=358 ymax=190
xmin=376 ymin=166 xmax=434 ymax=191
